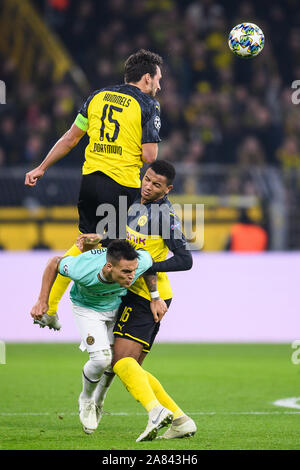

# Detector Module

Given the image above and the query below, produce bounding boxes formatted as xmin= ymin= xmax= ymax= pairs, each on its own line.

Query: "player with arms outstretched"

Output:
xmin=30 ymin=240 xmax=170 ymax=435
xmin=25 ymin=49 xmax=163 ymax=328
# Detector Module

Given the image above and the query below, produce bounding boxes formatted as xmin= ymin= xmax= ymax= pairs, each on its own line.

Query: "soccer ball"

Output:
xmin=228 ymin=23 xmax=264 ymax=58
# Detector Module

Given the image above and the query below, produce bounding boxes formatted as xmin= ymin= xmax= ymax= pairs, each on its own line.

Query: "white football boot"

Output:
xmin=78 ymin=396 xmax=98 ymax=434
xmin=33 ymin=313 xmax=61 ymax=331
xmin=136 ymin=405 xmax=173 ymax=442
xmin=157 ymin=414 xmax=197 ymax=439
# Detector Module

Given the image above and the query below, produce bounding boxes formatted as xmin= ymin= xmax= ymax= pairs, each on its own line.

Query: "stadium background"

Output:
xmin=1 ymin=0 xmax=300 ymax=452
xmin=0 ymin=0 xmax=299 ymax=342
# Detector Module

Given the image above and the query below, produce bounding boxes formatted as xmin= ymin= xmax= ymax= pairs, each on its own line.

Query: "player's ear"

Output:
xmin=105 ymin=262 xmax=113 ymax=271
xmin=165 ymin=184 xmax=173 ymax=194
xmin=144 ymin=73 xmax=151 ymax=84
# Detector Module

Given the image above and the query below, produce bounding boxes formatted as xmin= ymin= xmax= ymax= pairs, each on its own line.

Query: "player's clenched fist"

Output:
xmin=30 ymin=300 xmax=49 ymax=320
xmin=25 ymin=167 xmax=45 ymax=186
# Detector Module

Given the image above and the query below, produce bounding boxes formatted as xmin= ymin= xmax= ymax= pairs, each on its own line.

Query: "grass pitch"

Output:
xmin=0 ymin=343 xmax=299 ymax=450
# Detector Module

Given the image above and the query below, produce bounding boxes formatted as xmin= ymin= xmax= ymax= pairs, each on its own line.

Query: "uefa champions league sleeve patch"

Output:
xmin=154 ymin=116 xmax=161 ymax=131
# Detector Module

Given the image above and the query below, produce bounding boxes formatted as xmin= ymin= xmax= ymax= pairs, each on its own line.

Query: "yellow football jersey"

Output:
xmin=75 ymin=84 xmax=161 ymax=188
xmin=126 ymin=195 xmax=187 ymax=301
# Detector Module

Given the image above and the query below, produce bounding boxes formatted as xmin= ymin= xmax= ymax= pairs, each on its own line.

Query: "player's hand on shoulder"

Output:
xmin=76 ymin=233 xmax=102 ymax=252
xmin=150 ymin=298 xmax=168 ymax=323
xmin=25 ymin=167 xmax=45 ymax=187
xmin=30 ymin=300 xmax=49 ymax=321
xmin=76 ymin=234 xmax=85 ymax=251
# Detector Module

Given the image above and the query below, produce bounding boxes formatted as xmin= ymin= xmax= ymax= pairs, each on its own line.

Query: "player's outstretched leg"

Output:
xmin=113 ymin=357 xmax=173 ymax=442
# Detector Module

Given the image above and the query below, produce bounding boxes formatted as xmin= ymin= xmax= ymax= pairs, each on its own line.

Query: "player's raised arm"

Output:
xmin=25 ymin=123 xmax=86 ymax=187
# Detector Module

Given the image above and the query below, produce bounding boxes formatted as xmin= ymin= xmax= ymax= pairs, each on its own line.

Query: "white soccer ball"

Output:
xmin=228 ymin=23 xmax=265 ymax=58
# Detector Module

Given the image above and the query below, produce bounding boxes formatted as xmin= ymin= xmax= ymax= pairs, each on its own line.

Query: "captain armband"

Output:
xmin=74 ymin=113 xmax=89 ymax=132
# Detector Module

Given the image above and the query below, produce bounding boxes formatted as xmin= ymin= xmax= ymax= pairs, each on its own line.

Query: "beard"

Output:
xmin=150 ymin=85 xmax=157 ymax=98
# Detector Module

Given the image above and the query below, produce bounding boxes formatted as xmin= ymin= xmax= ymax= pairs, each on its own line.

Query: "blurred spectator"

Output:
xmin=276 ymin=137 xmax=300 ymax=169
xmin=0 ymin=116 xmax=20 ymax=165
xmin=159 ymin=130 xmax=185 ymax=162
xmin=224 ymin=208 xmax=268 ymax=252
xmin=44 ymin=0 xmax=70 ymax=32
xmin=24 ymin=135 xmax=44 ymax=166
xmin=237 ymin=136 xmax=266 ymax=167
xmin=1 ymin=0 xmax=298 ymax=198
xmin=185 ymin=139 xmax=206 ymax=164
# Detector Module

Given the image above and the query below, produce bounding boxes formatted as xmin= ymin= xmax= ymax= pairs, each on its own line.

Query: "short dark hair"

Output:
xmin=106 ymin=239 xmax=138 ymax=264
xmin=124 ymin=49 xmax=163 ymax=84
xmin=149 ymin=160 xmax=176 ymax=185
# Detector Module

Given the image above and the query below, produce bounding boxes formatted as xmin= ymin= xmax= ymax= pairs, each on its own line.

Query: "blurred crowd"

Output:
xmin=1 ymin=0 xmax=300 ymax=176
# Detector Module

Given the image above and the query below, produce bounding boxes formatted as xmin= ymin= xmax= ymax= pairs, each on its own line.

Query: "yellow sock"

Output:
xmin=145 ymin=370 xmax=184 ymax=419
xmin=113 ymin=357 xmax=160 ymax=412
xmin=47 ymin=244 xmax=82 ymax=316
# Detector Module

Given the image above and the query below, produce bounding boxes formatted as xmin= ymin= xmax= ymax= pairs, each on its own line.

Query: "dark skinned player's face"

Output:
xmin=141 ymin=168 xmax=173 ymax=203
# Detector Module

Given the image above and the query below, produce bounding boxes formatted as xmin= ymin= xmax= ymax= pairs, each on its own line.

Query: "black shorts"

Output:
xmin=78 ymin=171 xmax=139 ymax=237
xmin=113 ymin=291 xmax=172 ymax=353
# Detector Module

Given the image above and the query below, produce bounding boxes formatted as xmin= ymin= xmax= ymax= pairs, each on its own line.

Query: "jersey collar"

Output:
xmin=97 ymin=269 xmax=114 ymax=284
xmin=136 ymin=193 xmax=168 ymax=206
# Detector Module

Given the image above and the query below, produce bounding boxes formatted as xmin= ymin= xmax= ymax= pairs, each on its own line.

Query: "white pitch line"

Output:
xmin=1 ymin=411 xmax=300 ymax=417
xmin=3 ymin=398 xmax=300 ymax=417
xmin=272 ymin=397 xmax=300 ymax=410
